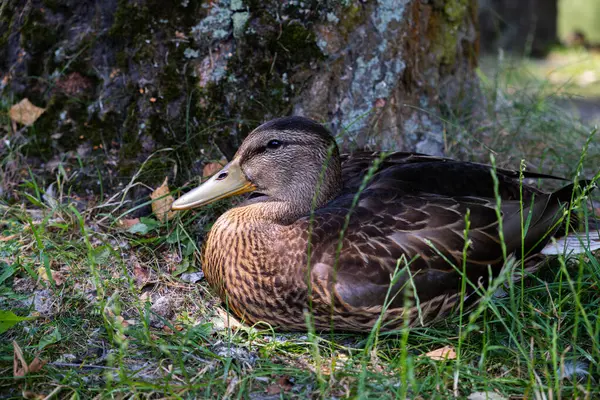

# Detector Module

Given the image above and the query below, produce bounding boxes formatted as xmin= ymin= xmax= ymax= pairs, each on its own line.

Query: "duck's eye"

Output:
xmin=266 ymin=139 xmax=282 ymax=150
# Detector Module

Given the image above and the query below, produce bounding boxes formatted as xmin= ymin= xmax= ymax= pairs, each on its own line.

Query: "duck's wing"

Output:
xmin=293 ymin=155 xmax=571 ymax=316
xmin=340 ymin=151 xmax=567 ymax=201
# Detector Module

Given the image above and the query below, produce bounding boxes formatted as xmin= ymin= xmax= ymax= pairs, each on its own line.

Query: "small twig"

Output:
xmin=41 ymin=385 xmax=65 ymax=400
xmin=93 ymin=148 xmax=173 ymax=224
xmin=48 ymin=362 xmax=117 ymax=370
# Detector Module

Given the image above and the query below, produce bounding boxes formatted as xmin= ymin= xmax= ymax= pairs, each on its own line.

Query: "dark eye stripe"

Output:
xmin=240 ymin=140 xmax=306 ymax=164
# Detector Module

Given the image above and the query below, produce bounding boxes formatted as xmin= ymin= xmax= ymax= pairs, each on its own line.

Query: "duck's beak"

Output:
xmin=171 ymin=160 xmax=256 ymax=211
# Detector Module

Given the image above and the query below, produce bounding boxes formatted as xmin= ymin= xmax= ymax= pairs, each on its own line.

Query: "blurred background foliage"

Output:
xmin=559 ymin=0 xmax=600 ymax=42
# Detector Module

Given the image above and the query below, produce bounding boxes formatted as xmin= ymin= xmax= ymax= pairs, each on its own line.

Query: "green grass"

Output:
xmin=1 ymin=62 xmax=600 ymax=399
xmin=480 ymin=48 xmax=600 ymax=100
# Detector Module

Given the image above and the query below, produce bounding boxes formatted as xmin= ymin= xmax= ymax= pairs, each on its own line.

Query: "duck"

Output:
xmin=171 ymin=116 xmax=596 ymax=332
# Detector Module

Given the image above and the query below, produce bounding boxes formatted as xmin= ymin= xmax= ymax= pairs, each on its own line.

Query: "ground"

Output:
xmin=1 ymin=48 xmax=600 ymax=398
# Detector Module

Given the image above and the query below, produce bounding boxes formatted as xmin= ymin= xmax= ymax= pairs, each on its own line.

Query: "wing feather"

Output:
xmin=289 ymin=152 xmax=570 ymax=315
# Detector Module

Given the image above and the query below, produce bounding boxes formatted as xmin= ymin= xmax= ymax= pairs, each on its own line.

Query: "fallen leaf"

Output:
xmin=202 ymin=158 xmax=227 ymax=179
xmin=13 ymin=341 xmax=27 ymax=377
xmin=277 ymin=376 xmax=293 ymax=391
xmin=213 ymin=307 xmax=244 ymax=330
xmin=265 ymin=384 xmax=282 ymax=395
xmin=133 ymin=264 xmax=150 ymax=286
xmin=28 ymin=357 xmax=47 ymax=373
xmin=13 ymin=341 xmax=46 ymax=377
xmin=117 ymin=218 xmax=140 ymax=229
xmin=22 ymin=391 xmax=46 ymax=400
xmin=150 ymin=177 xmax=176 ymax=222
xmin=424 ymin=345 xmax=456 ymax=361
xmin=36 ymin=266 xmax=65 ymax=286
xmin=0 ymin=234 xmax=18 ymax=242
xmin=265 ymin=376 xmax=293 ymax=395
xmin=115 ymin=315 xmax=129 ymax=328
xmin=9 ymin=98 xmax=45 ymax=126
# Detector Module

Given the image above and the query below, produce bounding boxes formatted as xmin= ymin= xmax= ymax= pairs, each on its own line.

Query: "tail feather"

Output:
xmin=541 ymin=231 xmax=600 ymax=256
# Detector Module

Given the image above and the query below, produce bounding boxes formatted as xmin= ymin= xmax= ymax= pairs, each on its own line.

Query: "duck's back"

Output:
xmin=285 ymin=152 xmax=572 ymax=329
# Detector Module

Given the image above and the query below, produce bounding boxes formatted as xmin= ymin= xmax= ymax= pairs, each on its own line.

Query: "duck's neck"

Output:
xmin=241 ymin=187 xmax=340 ymax=225
xmin=243 ymin=200 xmax=303 ymax=224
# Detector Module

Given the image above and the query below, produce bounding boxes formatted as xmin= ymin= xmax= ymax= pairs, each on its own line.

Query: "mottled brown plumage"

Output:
xmin=172 ymin=116 xmax=581 ymax=332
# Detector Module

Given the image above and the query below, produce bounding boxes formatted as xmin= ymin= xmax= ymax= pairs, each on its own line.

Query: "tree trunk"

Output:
xmin=479 ymin=0 xmax=558 ymax=57
xmin=0 ymin=0 xmax=480 ymax=196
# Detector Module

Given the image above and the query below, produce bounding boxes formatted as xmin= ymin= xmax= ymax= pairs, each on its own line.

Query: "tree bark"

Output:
xmin=0 ymin=0 xmax=480 ymax=195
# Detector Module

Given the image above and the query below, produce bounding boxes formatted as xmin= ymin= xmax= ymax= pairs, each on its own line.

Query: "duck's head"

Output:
xmin=171 ymin=116 xmax=342 ymax=219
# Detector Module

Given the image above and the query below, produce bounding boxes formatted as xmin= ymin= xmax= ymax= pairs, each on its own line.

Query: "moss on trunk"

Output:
xmin=1 ymin=0 xmax=480 ymax=199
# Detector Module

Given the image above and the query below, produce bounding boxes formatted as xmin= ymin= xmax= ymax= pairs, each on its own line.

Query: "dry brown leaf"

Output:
xmin=277 ymin=376 xmax=293 ymax=391
xmin=36 ymin=266 xmax=65 ymax=286
xmin=202 ymin=158 xmax=227 ymax=179
xmin=117 ymin=218 xmax=140 ymax=229
xmin=133 ymin=264 xmax=150 ymax=287
xmin=13 ymin=342 xmax=46 ymax=378
xmin=9 ymin=98 xmax=45 ymax=126
xmin=265 ymin=376 xmax=293 ymax=395
xmin=13 ymin=341 xmax=27 ymax=377
xmin=265 ymin=384 xmax=282 ymax=395
xmin=0 ymin=234 xmax=18 ymax=242
xmin=115 ymin=315 xmax=130 ymax=328
xmin=22 ymin=391 xmax=46 ymax=400
xmin=214 ymin=307 xmax=244 ymax=330
xmin=28 ymin=356 xmax=47 ymax=373
xmin=424 ymin=345 xmax=456 ymax=361
xmin=150 ymin=177 xmax=176 ymax=222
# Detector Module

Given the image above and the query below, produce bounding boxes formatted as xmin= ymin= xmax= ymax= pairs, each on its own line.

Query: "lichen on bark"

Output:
xmin=0 ymin=0 xmax=480 ymax=201
xmin=295 ymin=0 xmax=480 ymax=154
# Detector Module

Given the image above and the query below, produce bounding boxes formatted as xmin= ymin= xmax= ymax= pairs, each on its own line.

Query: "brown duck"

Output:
xmin=172 ymin=116 xmax=597 ymax=332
